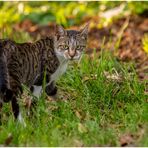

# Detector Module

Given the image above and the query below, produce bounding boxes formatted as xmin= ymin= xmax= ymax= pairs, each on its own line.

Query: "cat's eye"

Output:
xmin=76 ymin=45 xmax=85 ymax=50
xmin=59 ymin=45 xmax=69 ymax=50
xmin=64 ymin=45 xmax=69 ymax=50
xmin=76 ymin=46 xmax=81 ymax=50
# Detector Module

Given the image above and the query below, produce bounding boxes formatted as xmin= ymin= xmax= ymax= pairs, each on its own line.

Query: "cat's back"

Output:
xmin=0 ymin=36 xmax=54 ymax=53
xmin=0 ymin=39 xmax=30 ymax=53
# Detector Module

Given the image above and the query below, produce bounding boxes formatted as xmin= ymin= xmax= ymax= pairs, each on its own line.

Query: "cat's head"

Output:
xmin=54 ymin=24 xmax=89 ymax=61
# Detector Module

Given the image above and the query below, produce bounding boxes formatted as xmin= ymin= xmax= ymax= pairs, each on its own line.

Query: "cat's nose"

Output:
xmin=69 ymin=50 xmax=75 ymax=59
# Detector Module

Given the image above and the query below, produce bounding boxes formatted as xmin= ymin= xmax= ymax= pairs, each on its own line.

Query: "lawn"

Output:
xmin=0 ymin=49 xmax=147 ymax=146
xmin=0 ymin=1 xmax=148 ymax=147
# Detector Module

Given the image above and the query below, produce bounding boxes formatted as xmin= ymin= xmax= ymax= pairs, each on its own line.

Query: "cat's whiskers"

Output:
xmin=78 ymin=54 xmax=83 ymax=64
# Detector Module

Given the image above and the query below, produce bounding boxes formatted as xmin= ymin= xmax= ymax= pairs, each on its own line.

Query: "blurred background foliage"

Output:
xmin=0 ymin=1 xmax=147 ymax=55
xmin=0 ymin=1 xmax=147 ymax=28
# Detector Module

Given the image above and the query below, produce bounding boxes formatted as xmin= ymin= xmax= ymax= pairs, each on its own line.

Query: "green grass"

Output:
xmin=0 ymin=50 xmax=147 ymax=146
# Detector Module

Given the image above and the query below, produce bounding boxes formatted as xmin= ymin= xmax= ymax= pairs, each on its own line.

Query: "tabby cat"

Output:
xmin=0 ymin=24 xmax=89 ymax=124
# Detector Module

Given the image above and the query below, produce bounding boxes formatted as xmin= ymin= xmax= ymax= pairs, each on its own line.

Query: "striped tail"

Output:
xmin=0 ymin=42 xmax=11 ymax=102
xmin=0 ymin=43 xmax=7 ymax=91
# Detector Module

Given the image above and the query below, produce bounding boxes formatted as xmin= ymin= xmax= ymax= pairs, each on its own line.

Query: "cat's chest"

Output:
xmin=50 ymin=61 xmax=68 ymax=83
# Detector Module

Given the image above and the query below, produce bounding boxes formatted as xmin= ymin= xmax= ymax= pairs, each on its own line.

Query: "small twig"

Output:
xmin=114 ymin=17 xmax=130 ymax=52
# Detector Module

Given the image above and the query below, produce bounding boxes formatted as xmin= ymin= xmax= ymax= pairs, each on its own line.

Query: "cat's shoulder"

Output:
xmin=34 ymin=36 xmax=54 ymax=49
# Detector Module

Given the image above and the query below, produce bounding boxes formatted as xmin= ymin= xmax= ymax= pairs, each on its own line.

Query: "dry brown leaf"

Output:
xmin=104 ymin=71 xmax=122 ymax=82
xmin=4 ymin=133 xmax=13 ymax=146
xmin=83 ymin=74 xmax=97 ymax=82
xmin=48 ymin=105 xmax=58 ymax=111
xmin=119 ymin=133 xmax=134 ymax=146
xmin=75 ymin=111 xmax=82 ymax=120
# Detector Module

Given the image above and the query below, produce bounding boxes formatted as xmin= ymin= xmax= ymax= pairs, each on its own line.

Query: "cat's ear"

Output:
xmin=79 ymin=23 xmax=89 ymax=38
xmin=55 ymin=25 xmax=66 ymax=36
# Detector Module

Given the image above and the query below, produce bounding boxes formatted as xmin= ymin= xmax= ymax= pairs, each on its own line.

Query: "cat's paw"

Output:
xmin=45 ymin=85 xmax=57 ymax=97
xmin=17 ymin=113 xmax=26 ymax=127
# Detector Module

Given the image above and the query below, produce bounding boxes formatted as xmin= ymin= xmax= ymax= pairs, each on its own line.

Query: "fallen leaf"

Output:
xmin=83 ymin=74 xmax=97 ymax=82
xmin=119 ymin=133 xmax=134 ymax=146
xmin=78 ymin=123 xmax=88 ymax=133
xmin=75 ymin=111 xmax=82 ymax=120
xmin=48 ymin=105 xmax=58 ymax=111
xmin=74 ymin=139 xmax=84 ymax=147
xmin=4 ymin=133 xmax=13 ymax=146
xmin=104 ymin=71 xmax=122 ymax=82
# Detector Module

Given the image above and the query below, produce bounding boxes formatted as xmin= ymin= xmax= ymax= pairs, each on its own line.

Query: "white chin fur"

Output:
xmin=73 ymin=55 xmax=80 ymax=60
xmin=67 ymin=55 xmax=80 ymax=60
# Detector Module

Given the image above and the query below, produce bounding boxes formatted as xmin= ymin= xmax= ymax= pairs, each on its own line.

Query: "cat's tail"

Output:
xmin=0 ymin=42 xmax=11 ymax=102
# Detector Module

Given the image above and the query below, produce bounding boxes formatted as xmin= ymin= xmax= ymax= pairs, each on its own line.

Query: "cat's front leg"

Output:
xmin=31 ymin=85 xmax=42 ymax=98
xmin=0 ymin=99 xmax=3 ymax=125
xmin=45 ymin=81 xmax=57 ymax=98
xmin=30 ymin=81 xmax=57 ymax=99
xmin=28 ymin=82 xmax=57 ymax=115
xmin=27 ymin=85 xmax=42 ymax=116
